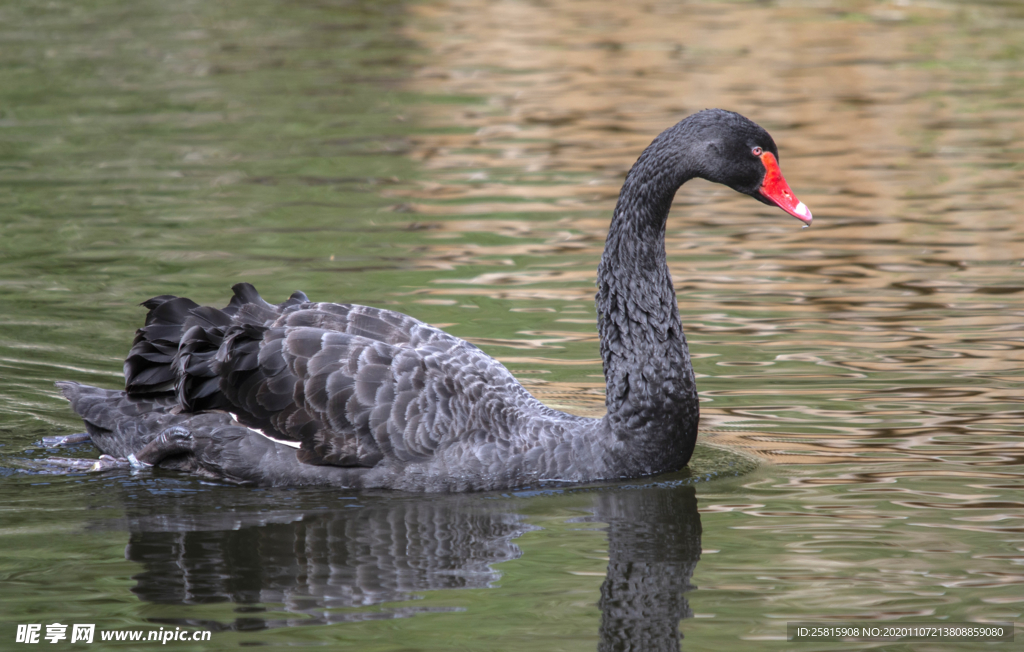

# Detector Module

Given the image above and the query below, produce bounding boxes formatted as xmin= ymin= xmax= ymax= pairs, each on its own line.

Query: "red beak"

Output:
xmin=758 ymin=152 xmax=812 ymax=226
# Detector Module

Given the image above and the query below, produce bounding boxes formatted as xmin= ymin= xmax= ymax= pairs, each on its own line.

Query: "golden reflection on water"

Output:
xmin=393 ymin=0 xmax=1024 ymax=472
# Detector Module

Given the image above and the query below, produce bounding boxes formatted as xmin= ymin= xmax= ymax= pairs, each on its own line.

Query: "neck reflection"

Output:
xmin=593 ymin=486 xmax=702 ymax=651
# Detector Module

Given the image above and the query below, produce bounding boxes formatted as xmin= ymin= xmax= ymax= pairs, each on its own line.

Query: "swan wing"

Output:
xmin=125 ymin=284 xmax=493 ymax=469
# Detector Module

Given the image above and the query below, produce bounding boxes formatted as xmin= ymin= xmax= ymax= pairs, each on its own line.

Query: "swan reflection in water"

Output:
xmin=122 ymin=484 xmax=702 ymax=648
xmin=591 ymin=488 xmax=702 ymax=651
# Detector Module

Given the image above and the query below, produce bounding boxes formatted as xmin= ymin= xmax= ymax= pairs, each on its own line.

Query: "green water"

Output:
xmin=2 ymin=0 xmax=1024 ymax=650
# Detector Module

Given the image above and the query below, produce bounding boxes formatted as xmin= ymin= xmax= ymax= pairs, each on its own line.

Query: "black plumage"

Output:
xmin=58 ymin=109 xmax=809 ymax=492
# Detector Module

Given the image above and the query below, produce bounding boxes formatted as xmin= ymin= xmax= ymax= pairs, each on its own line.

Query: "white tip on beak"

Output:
xmin=794 ymin=201 xmax=812 ymax=225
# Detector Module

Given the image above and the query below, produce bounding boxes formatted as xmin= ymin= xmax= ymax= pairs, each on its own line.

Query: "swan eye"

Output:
xmin=751 ymin=146 xmax=763 ymax=156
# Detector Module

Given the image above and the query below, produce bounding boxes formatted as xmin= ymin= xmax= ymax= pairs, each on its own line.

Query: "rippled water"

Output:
xmin=1 ymin=0 xmax=1023 ymax=649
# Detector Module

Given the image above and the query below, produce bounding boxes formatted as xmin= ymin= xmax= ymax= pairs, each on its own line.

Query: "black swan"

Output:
xmin=56 ymin=109 xmax=811 ymax=492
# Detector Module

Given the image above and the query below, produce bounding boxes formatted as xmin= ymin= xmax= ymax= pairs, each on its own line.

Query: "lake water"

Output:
xmin=1 ymin=0 xmax=1023 ymax=649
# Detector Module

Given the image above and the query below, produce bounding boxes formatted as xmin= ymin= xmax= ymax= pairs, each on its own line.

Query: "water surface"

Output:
xmin=2 ymin=0 xmax=1023 ymax=650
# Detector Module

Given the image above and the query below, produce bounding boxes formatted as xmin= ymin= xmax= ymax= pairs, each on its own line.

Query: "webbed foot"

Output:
xmin=135 ymin=426 xmax=196 ymax=466
xmin=17 ymin=454 xmax=130 ymax=474
xmin=41 ymin=432 xmax=92 ymax=447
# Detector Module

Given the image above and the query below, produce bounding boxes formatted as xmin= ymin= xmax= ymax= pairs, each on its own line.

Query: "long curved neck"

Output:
xmin=595 ymin=137 xmax=700 ymax=472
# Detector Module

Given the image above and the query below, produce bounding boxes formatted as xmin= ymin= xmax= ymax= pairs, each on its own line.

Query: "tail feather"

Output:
xmin=123 ymin=284 xmax=313 ymax=414
xmin=175 ymin=322 xmax=231 ymax=412
xmin=56 ymin=381 xmax=180 ymax=458
xmin=227 ymin=282 xmax=274 ymax=312
xmin=57 ymin=380 xmax=114 ymax=429
xmin=125 ymin=296 xmax=201 ymax=394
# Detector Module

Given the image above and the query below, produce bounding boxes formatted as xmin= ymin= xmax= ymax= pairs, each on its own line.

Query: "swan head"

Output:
xmin=678 ymin=109 xmax=813 ymax=226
